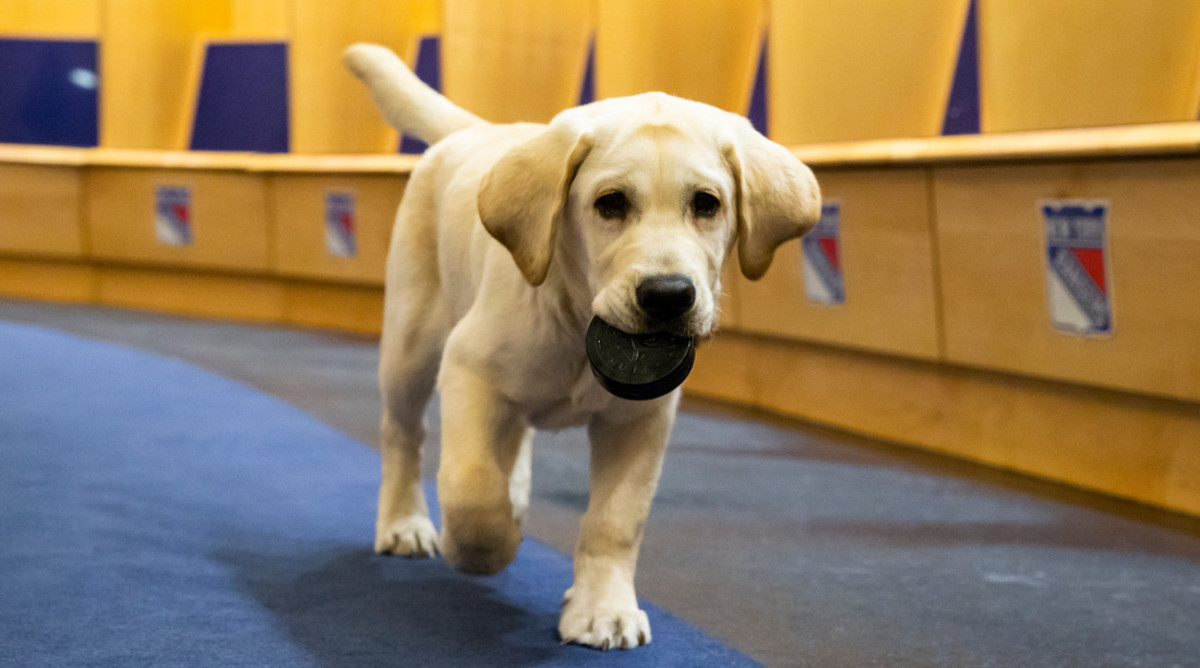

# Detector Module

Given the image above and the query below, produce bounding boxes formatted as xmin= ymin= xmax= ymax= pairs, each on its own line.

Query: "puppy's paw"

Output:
xmin=558 ymin=599 xmax=651 ymax=651
xmin=375 ymin=515 xmax=439 ymax=558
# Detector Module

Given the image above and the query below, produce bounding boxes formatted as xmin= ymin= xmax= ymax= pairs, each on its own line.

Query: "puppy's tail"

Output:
xmin=343 ymin=43 xmax=483 ymax=146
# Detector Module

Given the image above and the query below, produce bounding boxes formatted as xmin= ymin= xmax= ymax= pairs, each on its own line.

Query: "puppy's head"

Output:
xmin=478 ymin=93 xmax=820 ymax=338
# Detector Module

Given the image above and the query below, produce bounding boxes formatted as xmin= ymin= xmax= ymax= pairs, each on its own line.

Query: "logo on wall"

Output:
xmin=325 ymin=192 xmax=357 ymax=258
xmin=1042 ymin=200 xmax=1113 ymax=336
xmin=801 ymin=202 xmax=844 ymax=305
xmin=154 ymin=185 xmax=192 ymax=246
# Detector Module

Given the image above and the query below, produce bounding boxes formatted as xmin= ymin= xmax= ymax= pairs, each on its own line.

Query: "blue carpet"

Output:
xmin=0 ymin=322 xmax=758 ymax=667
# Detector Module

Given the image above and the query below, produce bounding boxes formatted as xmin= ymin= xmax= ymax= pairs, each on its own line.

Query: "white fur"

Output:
xmin=344 ymin=43 xmax=820 ymax=651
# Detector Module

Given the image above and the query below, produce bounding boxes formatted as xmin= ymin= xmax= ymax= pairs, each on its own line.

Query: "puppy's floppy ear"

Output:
xmin=478 ymin=124 xmax=592 ymax=286
xmin=725 ymin=120 xmax=821 ymax=280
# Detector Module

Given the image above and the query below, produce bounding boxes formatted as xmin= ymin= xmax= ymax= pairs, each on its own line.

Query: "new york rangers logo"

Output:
xmin=154 ymin=185 xmax=192 ymax=246
xmin=325 ymin=192 xmax=357 ymax=258
xmin=801 ymin=202 xmax=844 ymax=305
xmin=1042 ymin=200 xmax=1113 ymax=336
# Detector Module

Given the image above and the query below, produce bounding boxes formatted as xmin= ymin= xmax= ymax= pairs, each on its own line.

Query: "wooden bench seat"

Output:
xmin=2 ymin=122 xmax=1200 ymax=516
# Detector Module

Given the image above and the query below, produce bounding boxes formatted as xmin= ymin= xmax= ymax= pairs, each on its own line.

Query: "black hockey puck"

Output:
xmin=585 ymin=316 xmax=695 ymax=401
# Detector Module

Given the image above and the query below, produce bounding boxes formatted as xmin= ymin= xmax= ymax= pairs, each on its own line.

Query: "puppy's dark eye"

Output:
xmin=595 ymin=192 xmax=628 ymax=219
xmin=693 ymin=191 xmax=720 ymax=217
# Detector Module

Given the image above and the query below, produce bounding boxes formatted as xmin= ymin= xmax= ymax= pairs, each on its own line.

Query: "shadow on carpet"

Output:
xmin=0 ymin=322 xmax=758 ymax=667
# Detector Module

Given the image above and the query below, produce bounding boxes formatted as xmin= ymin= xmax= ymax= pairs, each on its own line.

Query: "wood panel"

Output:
xmin=100 ymin=0 xmax=232 ymax=149
xmin=289 ymin=0 xmax=437 ymax=153
xmin=95 ymin=266 xmax=285 ymax=323
xmin=0 ymin=164 xmax=85 ymax=257
xmin=934 ymin=160 xmax=1200 ymax=402
xmin=0 ymin=258 xmax=95 ymax=303
xmin=594 ymin=0 xmax=762 ymax=113
xmin=979 ymin=0 xmax=1200 ymax=132
xmin=283 ymin=281 xmax=384 ymax=334
xmin=269 ymin=173 xmax=404 ymax=284
xmin=441 ymin=0 xmax=591 ymax=124
xmin=717 ymin=258 xmax=742 ymax=330
xmin=767 ymin=0 xmax=970 ymax=144
xmin=86 ymin=167 xmax=272 ymax=272
xmin=230 ymin=0 xmax=288 ymax=37
xmin=685 ymin=331 xmax=1200 ymax=517
xmin=0 ymin=0 xmax=100 ymax=35
xmin=684 ymin=326 xmax=754 ymax=405
xmin=736 ymin=167 xmax=942 ymax=360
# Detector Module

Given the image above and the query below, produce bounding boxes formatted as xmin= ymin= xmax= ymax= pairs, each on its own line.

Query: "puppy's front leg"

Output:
xmin=437 ymin=362 xmax=530 ymax=575
xmin=560 ymin=392 xmax=678 ymax=650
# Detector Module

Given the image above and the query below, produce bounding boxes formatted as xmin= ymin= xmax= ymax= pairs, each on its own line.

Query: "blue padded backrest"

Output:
xmin=0 ymin=38 xmax=99 ymax=146
xmin=942 ymin=0 xmax=980 ymax=135
xmin=746 ymin=38 xmax=768 ymax=136
xmin=190 ymin=41 xmax=289 ymax=153
xmin=398 ymin=36 xmax=442 ymax=155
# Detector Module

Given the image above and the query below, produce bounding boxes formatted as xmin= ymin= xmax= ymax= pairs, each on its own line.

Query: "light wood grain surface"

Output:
xmin=935 ymin=159 xmax=1200 ymax=403
xmin=767 ymin=0 xmax=970 ymax=144
xmin=95 ymin=266 xmax=284 ymax=323
xmin=269 ymin=173 xmax=405 ymax=284
xmin=686 ymin=331 xmax=1200 ymax=517
xmin=737 ymin=167 xmax=942 ymax=360
xmin=0 ymin=258 xmax=95 ymax=302
xmin=978 ymin=0 xmax=1200 ymax=132
xmin=594 ymin=0 xmax=763 ymax=114
xmin=283 ymin=281 xmax=384 ymax=333
xmin=86 ymin=167 xmax=272 ymax=272
xmin=289 ymin=0 xmax=437 ymax=153
xmin=441 ymin=0 xmax=591 ymax=124
xmin=0 ymin=164 xmax=86 ymax=257
xmin=0 ymin=0 xmax=100 ymax=35
xmin=100 ymin=1 xmax=231 ymax=150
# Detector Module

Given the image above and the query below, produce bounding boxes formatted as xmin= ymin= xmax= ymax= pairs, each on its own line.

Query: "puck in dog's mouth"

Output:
xmin=585 ymin=316 xmax=695 ymax=401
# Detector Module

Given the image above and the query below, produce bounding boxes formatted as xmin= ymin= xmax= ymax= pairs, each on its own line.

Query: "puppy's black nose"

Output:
xmin=636 ymin=274 xmax=696 ymax=321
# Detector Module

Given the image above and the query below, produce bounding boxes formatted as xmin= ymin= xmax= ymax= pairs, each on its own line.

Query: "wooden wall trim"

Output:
xmin=7 ymin=120 xmax=1200 ymax=173
xmin=792 ymin=122 xmax=1200 ymax=167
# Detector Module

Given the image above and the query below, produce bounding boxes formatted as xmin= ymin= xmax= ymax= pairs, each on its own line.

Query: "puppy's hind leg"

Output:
xmin=376 ymin=306 xmax=445 ymax=557
xmin=375 ymin=202 xmax=449 ymax=558
xmin=376 ymin=310 xmax=446 ymax=556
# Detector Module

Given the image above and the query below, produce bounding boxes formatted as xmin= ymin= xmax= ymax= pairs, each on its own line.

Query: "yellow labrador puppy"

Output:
xmin=344 ymin=44 xmax=819 ymax=650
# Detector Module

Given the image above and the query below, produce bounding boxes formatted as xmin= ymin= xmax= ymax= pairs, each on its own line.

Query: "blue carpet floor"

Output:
xmin=0 ymin=322 xmax=758 ymax=667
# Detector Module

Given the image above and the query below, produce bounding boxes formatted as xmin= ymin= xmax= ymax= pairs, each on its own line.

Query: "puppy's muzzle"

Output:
xmin=636 ymin=274 xmax=696 ymax=323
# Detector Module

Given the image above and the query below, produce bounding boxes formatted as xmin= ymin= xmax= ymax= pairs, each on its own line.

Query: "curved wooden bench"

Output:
xmin=693 ymin=122 xmax=1200 ymax=519
xmin=2 ymin=122 xmax=1200 ymax=517
xmin=0 ymin=145 xmax=414 ymax=331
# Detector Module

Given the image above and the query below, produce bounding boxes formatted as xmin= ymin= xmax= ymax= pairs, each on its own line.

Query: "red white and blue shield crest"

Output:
xmin=1042 ymin=200 xmax=1112 ymax=336
xmin=154 ymin=185 xmax=192 ymax=247
xmin=324 ymin=192 xmax=357 ymax=258
xmin=801 ymin=202 xmax=844 ymax=306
